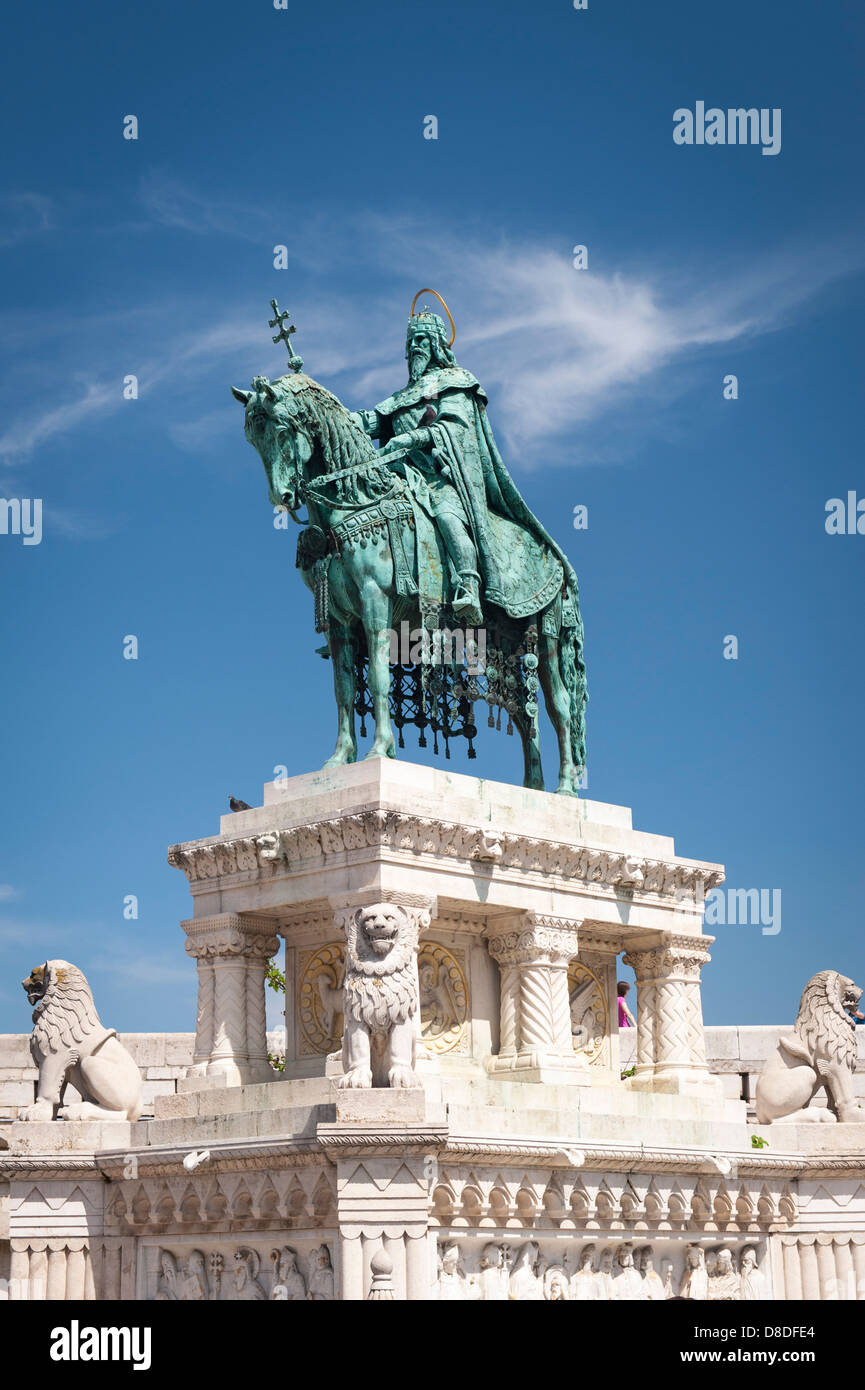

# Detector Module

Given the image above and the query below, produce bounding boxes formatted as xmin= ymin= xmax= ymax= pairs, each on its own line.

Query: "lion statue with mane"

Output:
xmin=338 ymin=903 xmax=428 ymax=1088
xmin=755 ymin=970 xmax=863 ymax=1124
xmin=20 ymin=960 xmax=143 ymax=1122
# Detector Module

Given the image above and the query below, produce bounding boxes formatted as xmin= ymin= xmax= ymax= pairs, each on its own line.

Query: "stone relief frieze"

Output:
xmin=429 ymin=1166 xmax=796 ymax=1231
xmin=169 ymin=814 xmax=723 ymax=905
xmin=418 ymin=942 xmax=468 ymax=1054
xmin=109 ymin=1166 xmax=337 ymax=1235
xmin=567 ymin=960 xmax=608 ymax=1066
xmin=149 ymin=1240 xmax=335 ymax=1301
xmin=433 ymin=1235 xmax=772 ymax=1300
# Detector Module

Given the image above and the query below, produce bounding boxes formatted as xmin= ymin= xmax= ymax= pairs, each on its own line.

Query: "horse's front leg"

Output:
xmin=322 ymin=621 xmax=358 ymax=768
xmin=361 ymin=584 xmax=396 ymax=760
xmin=538 ymin=633 xmax=578 ymax=796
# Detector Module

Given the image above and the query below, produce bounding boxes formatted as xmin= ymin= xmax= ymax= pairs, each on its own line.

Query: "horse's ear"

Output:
xmin=231 ymin=386 xmax=251 ymax=404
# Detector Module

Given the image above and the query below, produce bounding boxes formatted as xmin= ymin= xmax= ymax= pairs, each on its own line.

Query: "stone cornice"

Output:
xmin=441 ymin=1137 xmax=865 ymax=1180
xmin=316 ymin=1123 xmax=449 ymax=1154
xmin=168 ymin=811 xmax=724 ymax=901
xmin=5 ymin=1134 xmax=865 ymax=1185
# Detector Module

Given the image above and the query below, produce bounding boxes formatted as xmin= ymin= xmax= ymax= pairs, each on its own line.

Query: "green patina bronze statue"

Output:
xmin=233 ymin=291 xmax=587 ymax=794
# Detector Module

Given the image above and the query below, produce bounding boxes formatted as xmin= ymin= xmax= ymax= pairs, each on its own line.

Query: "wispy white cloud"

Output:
xmin=139 ymin=172 xmax=270 ymax=244
xmin=91 ymin=953 xmax=193 ymax=988
xmin=0 ymin=193 xmax=53 ymax=248
xmin=0 ymin=381 xmax=117 ymax=463
xmin=0 ymin=885 xmax=19 ymax=902
xmin=0 ymin=199 xmax=859 ymax=469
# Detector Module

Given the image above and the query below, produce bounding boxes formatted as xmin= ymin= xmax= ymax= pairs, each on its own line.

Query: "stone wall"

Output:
xmin=0 ymin=1032 xmax=286 ymax=1120
xmin=3 ymin=1024 xmax=865 ymax=1122
xmin=620 ymin=1025 xmax=865 ymax=1112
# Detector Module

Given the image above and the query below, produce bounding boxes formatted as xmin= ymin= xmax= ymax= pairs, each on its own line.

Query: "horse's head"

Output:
xmin=232 ymin=373 xmax=312 ymax=512
xmin=232 ymin=372 xmax=375 ymax=514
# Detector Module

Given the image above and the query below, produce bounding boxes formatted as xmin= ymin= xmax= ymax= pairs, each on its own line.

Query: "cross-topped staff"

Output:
xmin=268 ymin=298 xmax=304 ymax=373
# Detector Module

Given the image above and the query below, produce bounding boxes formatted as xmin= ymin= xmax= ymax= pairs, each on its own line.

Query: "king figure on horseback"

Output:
xmin=232 ymin=291 xmax=588 ymax=794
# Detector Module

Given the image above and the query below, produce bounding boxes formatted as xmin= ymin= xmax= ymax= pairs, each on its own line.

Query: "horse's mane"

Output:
xmin=272 ymin=375 xmax=375 ymax=476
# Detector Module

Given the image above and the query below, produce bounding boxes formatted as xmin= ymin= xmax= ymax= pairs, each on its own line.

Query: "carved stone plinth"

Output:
xmin=183 ymin=914 xmax=279 ymax=1087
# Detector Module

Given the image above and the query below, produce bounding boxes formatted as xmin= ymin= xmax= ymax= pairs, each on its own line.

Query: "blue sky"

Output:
xmin=1 ymin=0 xmax=863 ymax=1032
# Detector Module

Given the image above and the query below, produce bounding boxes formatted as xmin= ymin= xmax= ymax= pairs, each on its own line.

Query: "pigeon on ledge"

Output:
xmin=229 ymin=796 xmax=252 ymax=812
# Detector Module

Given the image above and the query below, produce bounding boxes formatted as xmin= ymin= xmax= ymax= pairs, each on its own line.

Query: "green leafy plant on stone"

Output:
xmin=266 ymin=960 xmax=286 ymax=1072
xmin=266 ymin=960 xmax=286 ymax=994
xmin=751 ymin=1134 xmax=769 ymax=1149
xmin=620 ymin=1066 xmax=636 ymax=1080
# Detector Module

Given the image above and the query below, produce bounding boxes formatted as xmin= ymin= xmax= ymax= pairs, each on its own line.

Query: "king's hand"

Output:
xmin=379 ymin=432 xmax=415 ymax=455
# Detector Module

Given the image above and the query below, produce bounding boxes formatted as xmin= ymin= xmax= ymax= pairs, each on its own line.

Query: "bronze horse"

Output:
xmin=233 ymin=371 xmax=586 ymax=794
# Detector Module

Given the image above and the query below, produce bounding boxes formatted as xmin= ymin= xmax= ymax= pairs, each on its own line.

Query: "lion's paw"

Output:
xmin=338 ymin=1067 xmax=373 ymax=1089
xmin=387 ymin=1065 xmax=419 ymax=1089
xmin=20 ymin=1100 xmax=54 ymax=1122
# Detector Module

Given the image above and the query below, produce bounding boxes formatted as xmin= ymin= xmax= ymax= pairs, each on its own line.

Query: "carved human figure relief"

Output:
xmin=308 ymin=1244 xmax=335 ymax=1301
xmin=680 ymin=1244 xmax=708 ymax=1300
xmin=436 ymin=1242 xmax=467 ymax=1300
xmin=154 ymin=1250 xmax=178 ymax=1301
xmin=637 ymin=1246 xmax=666 ymax=1301
xmin=233 ymin=1247 xmax=267 ymax=1301
xmin=708 ymin=1247 xmax=740 ymax=1301
xmin=739 ymin=1247 xmax=769 ymax=1301
xmin=612 ymin=1243 xmax=647 ymax=1300
xmin=337 ymin=902 xmax=429 ymax=1088
xmin=271 ymin=1246 xmax=306 ymax=1300
xmin=570 ymin=1244 xmax=599 ymax=1301
xmin=184 ymin=1249 xmax=210 ymax=1302
xmin=596 ymin=1246 xmax=615 ymax=1300
xmin=661 ymin=1259 xmax=675 ymax=1299
xmin=19 ymin=960 xmax=143 ymax=1122
xmin=544 ymin=1265 xmax=569 ymax=1300
xmin=478 ymin=1243 xmax=509 ymax=1301
xmin=508 ymin=1241 xmax=543 ymax=1301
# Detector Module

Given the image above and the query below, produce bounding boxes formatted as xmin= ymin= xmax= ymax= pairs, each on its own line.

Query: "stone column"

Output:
xmin=8 ymin=1244 xmax=29 ymax=1301
xmin=834 ymin=1238 xmax=855 ymax=1301
xmin=622 ymin=934 xmax=716 ymax=1095
xmin=183 ymin=914 xmax=280 ymax=1086
xmin=780 ymin=1237 xmax=803 ymax=1300
xmin=486 ymin=914 xmax=589 ymax=1084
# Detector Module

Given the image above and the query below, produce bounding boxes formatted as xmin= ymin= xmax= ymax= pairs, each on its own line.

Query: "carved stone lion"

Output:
xmin=19 ymin=960 xmax=143 ymax=1122
xmin=755 ymin=970 xmax=863 ymax=1124
xmin=339 ymin=903 xmax=427 ymax=1088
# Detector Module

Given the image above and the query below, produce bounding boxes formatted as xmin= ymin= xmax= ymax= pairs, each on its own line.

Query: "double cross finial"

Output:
xmin=268 ymin=299 xmax=304 ymax=373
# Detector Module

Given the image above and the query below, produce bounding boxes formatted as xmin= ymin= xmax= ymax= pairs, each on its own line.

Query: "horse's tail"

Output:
xmin=559 ymin=592 xmax=588 ymax=775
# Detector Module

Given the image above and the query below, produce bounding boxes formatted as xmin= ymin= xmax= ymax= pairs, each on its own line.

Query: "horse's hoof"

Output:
xmin=363 ymin=745 xmax=396 ymax=762
xmin=322 ymin=749 xmax=356 ymax=770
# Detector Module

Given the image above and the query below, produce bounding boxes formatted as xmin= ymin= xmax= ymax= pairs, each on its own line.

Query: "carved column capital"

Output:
xmin=182 ymin=913 xmax=280 ymax=960
xmin=486 ymin=912 xmax=581 ymax=967
xmin=623 ymin=935 xmax=713 ymax=983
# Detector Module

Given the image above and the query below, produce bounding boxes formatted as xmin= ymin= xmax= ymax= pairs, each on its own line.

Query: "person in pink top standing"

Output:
xmin=617 ymin=981 xmax=636 ymax=1028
